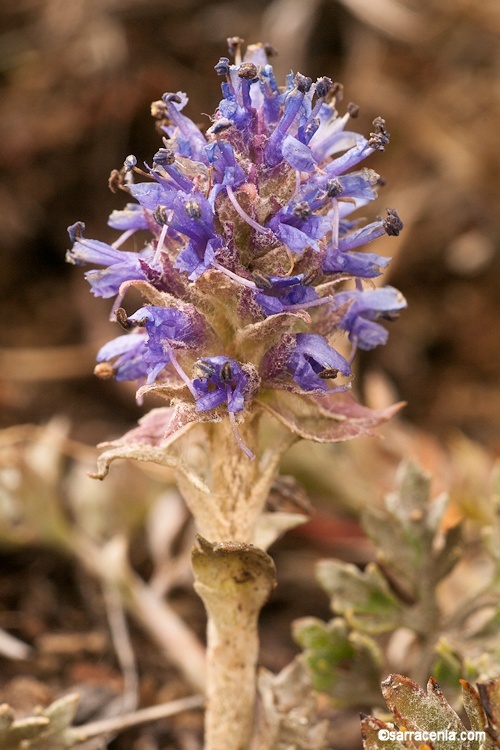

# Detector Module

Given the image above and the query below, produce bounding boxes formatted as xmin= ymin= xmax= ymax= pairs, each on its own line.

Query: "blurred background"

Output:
xmin=1 ymin=0 xmax=499 ymax=450
xmin=1 ymin=4 xmax=499 ymax=746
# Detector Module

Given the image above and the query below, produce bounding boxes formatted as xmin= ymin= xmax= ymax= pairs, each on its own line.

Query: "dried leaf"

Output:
xmin=254 ymin=511 xmax=309 ymax=551
xmin=254 ymin=660 xmax=329 ymax=750
xmin=477 ymin=679 xmax=500 ymax=741
xmin=360 ymin=714 xmax=410 ymax=750
xmin=460 ymin=680 xmax=488 ymax=734
xmin=258 ymin=391 xmax=403 ymax=443
xmin=381 ymin=674 xmax=475 ymax=750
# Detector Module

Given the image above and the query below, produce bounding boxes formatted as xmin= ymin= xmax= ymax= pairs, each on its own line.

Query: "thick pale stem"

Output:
xmin=192 ymin=536 xmax=276 ymax=750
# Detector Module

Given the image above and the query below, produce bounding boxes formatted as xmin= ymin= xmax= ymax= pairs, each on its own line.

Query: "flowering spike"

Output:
xmin=69 ymin=38 xmax=405 ymax=464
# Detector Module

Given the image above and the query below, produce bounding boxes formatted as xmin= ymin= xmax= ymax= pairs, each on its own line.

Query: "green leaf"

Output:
xmin=317 ymin=560 xmax=404 ymax=634
xmin=292 ymin=617 xmax=382 ymax=707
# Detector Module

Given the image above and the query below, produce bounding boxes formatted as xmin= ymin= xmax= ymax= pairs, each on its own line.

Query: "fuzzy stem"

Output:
xmin=192 ymin=536 xmax=276 ymax=750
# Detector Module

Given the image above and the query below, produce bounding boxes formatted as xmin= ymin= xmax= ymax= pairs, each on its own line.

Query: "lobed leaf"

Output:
xmin=292 ymin=617 xmax=382 ymax=707
xmin=316 ymin=559 xmax=404 ymax=634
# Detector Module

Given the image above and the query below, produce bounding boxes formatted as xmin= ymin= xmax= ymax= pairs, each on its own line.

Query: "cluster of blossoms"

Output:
xmin=67 ymin=39 xmax=405 ymax=461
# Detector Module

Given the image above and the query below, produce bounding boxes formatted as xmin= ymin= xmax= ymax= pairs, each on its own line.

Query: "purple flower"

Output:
xmin=128 ymin=306 xmax=203 ymax=384
xmin=323 ymin=208 xmax=402 ymax=278
xmin=98 ymin=306 xmax=204 ymax=387
xmin=254 ymin=274 xmax=319 ymax=315
xmin=323 ymin=248 xmax=391 ymax=278
xmin=333 ymin=286 xmax=407 ymax=350
xmin=66 ymin=222 xmax=158 ymax=298
xmin=163 ymin=192 xmax=224 ymax=280
xmin=96 ymin=333 xmax=149 ymax=381
xmin=206 ymin=139 xmax=247 ymax=204
xmin=156 ymin=92 xmax=208 ymax=162
xmin=108 ymin=203 xmax=150 ymax=232
xmin=287 ymin=333 xmax=351 ymax=391
xmin=192 ymin=356 xmax=250 ymax=413
xmin=267 ymin=205 xmax=331 ymax=253
xmin=264 ymin=73 xmax=313 ymax=167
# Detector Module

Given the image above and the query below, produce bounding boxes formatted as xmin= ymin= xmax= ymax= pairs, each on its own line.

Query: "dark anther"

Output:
xmin=94 ymin=362 xmax=115 ymax=380
xmin=347 ymin=102 xmax=360 ymax=118
xmin=151 ymin=100 xmax=168 ymax=119
xmin=263 ymin=43 xmax=278 ymax=58
xmin=214 ymin=57 xmax=231 ymax=76
xmin=368 ymin=117 xmax=390 ymax=151
xmin=193 ymin=360 xmax=216 ymax=379
xmin=68 ymin=221 xmax=85 ymax=242
xmin=209 ymin=118 xmax=233 ymax=135
xmin=108 ymin=168 xmax=129 ymax=194
xmin=115 ymin=308 xmax=134 ymax=331
xmin=185 ymin=200 xmax=202 ymax=219
xmin=153 ymin=147 xmax=176 ymax=166
xmin=326 ymin=179 xmax=344 ymax=198
xmin=162 ymin=93 xmax=182 ymax=105
xmin=382 ymin=311 xmax=401 ymax=321
xmin=238 ymin=62 xmax=258 ymax=80
xmin=292 ymin=201 xmax=312 ymax=220
xmin=252 ymin=270 xmax=273 ymax=290
xmin=108 ymin=169 xmax=121 ymax=193
xmin=315 ymin=77 xmax=333 ymax=99
xmin=153 ymin=205 xmax=169 ymax=226
xmin=220 ymin=361 xmax=233 ymax=382
xmin=326 ymin=81 xmax=343 ymax=104
xmin=295 ymin=73 xmax=312 ymax=93
xmin=318 ymin=368 xmax=339 ymax=380
xmin=227 ymin=36 xmax=244 ymax=57
xmin=383 ymin=208 xmax=403 ymax=237
xmin=301 ymin=269 xmax=318 ymax=285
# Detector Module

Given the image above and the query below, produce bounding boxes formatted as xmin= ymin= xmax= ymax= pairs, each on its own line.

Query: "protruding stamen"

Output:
xmin=227 ymin=36 xmax=244 ymax=65
xmin=225 ymin=184 xmax=271 ymax=236
xmin=227 ymin=392 xmax=255 ymax=460
xmin=153 ymin=223 xmax=169 ymax=265
xmin=283 ymin=296 xmax=332 ymax=311
xmin=212 ymin=261 xmax=257 ymax=289
xmin=167 ymin=346 xmax=199 ymax=398
xmin=331 ymin=198 xmax=340 ymax=249
xmin=111 ymin=228 xmax=136 ymax=249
